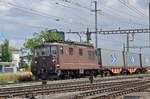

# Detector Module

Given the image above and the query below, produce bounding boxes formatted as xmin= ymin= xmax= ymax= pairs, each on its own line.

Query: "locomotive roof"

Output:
xmin=35 ymin=40 xmax=94 ymax=48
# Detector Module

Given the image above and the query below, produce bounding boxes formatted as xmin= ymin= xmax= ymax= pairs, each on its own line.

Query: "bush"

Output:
xmin=18 ymin=75 xmax=34 ymax=82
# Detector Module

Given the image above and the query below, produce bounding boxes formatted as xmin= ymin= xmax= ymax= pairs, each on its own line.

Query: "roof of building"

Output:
xmin=0 ymin=45 xmax=19 ymax=52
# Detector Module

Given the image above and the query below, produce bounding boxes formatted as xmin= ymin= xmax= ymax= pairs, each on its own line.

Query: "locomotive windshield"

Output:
xmin=51 ymin=46 xmax=57 ymax=55
xmin=35 ymin=47 xmax=50 ymax=57
xmin=34 ymin=46 xmax=57 ymax=57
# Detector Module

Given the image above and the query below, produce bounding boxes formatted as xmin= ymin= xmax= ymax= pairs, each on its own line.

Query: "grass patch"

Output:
xmin=0 ymin=72 xmax=34 ymax=84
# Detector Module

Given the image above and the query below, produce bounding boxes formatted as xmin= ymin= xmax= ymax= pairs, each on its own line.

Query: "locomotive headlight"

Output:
xmin=35 ymin=61 xmax=37 ymax=63
xmin=52 ymin=59 xmax=55 ymax=62
xmin=56 ymin=64 xmax=60 ymax=67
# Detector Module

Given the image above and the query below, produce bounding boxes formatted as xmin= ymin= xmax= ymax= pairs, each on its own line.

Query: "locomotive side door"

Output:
xmin=51 ymin=46 xmax=58 ymax=68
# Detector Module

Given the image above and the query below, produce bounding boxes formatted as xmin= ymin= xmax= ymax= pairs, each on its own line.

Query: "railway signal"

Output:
xmin=86 ymin=28 xmax=91 ymax=43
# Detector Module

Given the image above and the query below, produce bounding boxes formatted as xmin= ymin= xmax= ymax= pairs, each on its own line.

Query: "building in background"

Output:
xmin=0 ymin=46 xmax=20 ymax=72
xmin=58 ymin=31 xmax=65 ymax=41
xmin=51 ymin=29 xmax=65 ymax=41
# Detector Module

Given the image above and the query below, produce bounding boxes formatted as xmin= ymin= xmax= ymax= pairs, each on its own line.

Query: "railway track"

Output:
xmin=0 ymin=73 xmax=149 ymax=99
xmin=74 ymin=80 xmax=150 ymax=99
xmin=0 ymin=80 xmax=141 ymax=98
xmin=1 ymin=73 xmax=150 ymax=88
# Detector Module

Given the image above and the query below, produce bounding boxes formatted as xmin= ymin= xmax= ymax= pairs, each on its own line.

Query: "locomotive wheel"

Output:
xmin=103 ymin=71 xmax=109 ymax=77
xmin=105 ymin=71 xmax=110 ymax=76
xmin=42 ymin=73 xmax=47 ymax=80
xmin=56 ymin=70 xmax=61 ymax=77
xmin=35 ymin=76 xmax=40 ymax=80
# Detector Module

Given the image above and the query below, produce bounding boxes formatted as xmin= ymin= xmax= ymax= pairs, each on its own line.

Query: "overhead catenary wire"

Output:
xmin=101 ymin=5 xmax=147 ymax=23
xmin=0 ymin=18 xmax=51 ymax=29
xmin=62 ymin=0 xmax=148 ymax=29
xmin=57 ymin=0 xmax=92 ymax=10
xmin=1 ymin=0 xmax=148 ymax=29
xmin=100 ymin=11 xmax=148 ymax=29
xmin=0 ymin=0 xmax=149 ymax=50
xmin=0 ymin=1 xmax=91 ymax=28
xmin=55 ymin=2 xmax=93 ymax=26
xmin=118 ymin=0 xmax=148 ymax=17
xmin=57 ymin=0 xmax=148 ymax=33
xmin=9 ymin=0 xmax=146 ymax=30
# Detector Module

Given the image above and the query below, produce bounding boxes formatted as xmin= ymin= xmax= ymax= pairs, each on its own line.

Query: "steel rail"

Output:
xmin=1 ymin=72 xmax=149 ymax=86
xmin=0 ymin=80 xmax=140 ymax=98
xmin=75 ymin=80 xmax=150 ymax=99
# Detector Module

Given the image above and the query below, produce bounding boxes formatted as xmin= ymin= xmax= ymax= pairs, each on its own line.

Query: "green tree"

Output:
xmin=19 ymin=57 xmax=28 ymax=69
xmin=21 ymin=29 xmax=61 ymax=66
xmin=1 ymin=39 xmax=12 ymax=62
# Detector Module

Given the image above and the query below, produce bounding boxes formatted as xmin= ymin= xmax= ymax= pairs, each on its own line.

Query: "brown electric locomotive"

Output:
xmin=31 ymin=41 xmax=99 ymax=79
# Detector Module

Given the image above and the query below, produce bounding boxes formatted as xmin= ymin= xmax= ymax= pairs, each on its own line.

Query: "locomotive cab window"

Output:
xmin=41 ymin=48 xmax=45 ymax=56
xmin=51 ymin=46 xmax=57 ymax=55
xmin=79 ymin=49 xmax=83 ymax=56
xmin=69 ymin=48 xmax=73 ymax=56
xmin=34 ymin=47 xmax=50 ymax=56
xmin=35 ymin=49 xmax=40 ymax=57
xmin=43 ymin=47 xmax=50 ymax=56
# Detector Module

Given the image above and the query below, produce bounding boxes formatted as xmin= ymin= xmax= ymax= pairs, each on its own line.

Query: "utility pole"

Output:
xmin=86 ymin=28 xmax=91 ymax=43
xmin=127 ymin=33 xmax=130 ymax=52
xmin=91 ymin=1 xmax=100 ymax=48
xmin=149 ymin=3 xmax=150 ymax=46
xmin=94 ymin=1 xmax=98 ymax=48
xmin=123 ymin=43 xmax=125 ymax=51
xmin=77 ymin=33 xmax=82 ymax=42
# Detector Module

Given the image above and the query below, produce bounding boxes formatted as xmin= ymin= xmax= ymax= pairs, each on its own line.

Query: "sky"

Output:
xmin=0 ymin=0 xmax=150 ymax=53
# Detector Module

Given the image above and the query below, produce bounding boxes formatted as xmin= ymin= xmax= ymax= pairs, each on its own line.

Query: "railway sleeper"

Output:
xmin=0 ymin=80 xmax=144 ymax=98
xmin=74 ymin=81 xmax=150 ymax=99
xmin=0 ymin=80 xmax=136 ymax=95
xmin=106 ymin=84 xmax=150 ymax=99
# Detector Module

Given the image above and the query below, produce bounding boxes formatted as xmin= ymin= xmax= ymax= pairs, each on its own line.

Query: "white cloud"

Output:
xmin=9 ymin=39 xmax=24 ymax=49
xmin=0 ymin=0 xmax=149 ymax=53
xmin=128 ymin=0 xmax=137 ymax=5
xmin=0 ymin=3 xmax=11 ymax=11
xmin=0 ymin=0 xmax=15 ymax=11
